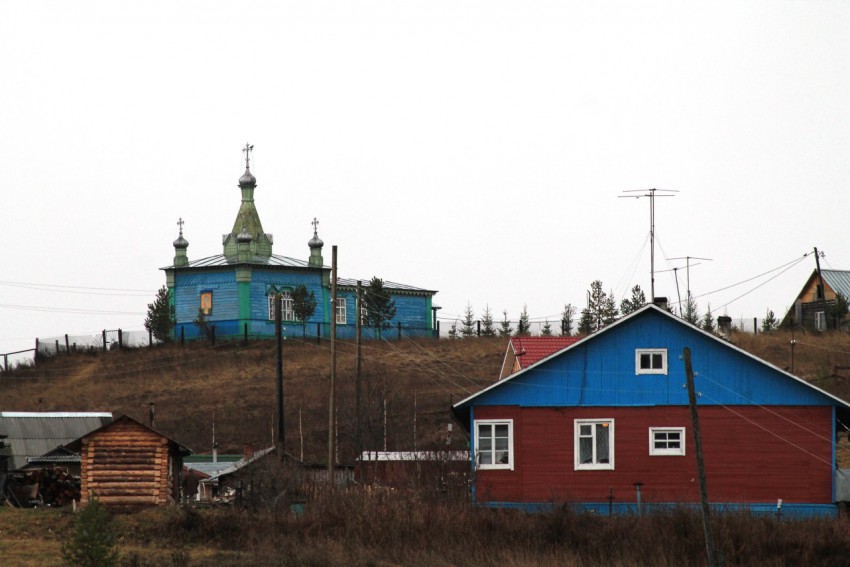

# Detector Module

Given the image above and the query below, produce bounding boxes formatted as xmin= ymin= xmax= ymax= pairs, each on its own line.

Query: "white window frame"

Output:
xmin=635 ymin=348 xmax=667 ymax=375
xmin=268 ymin=291 xmax=295 ymax=322
xmin=335 ymin=297 xmax=347 ymax=325
xmin=574 ymin=419 xmax=614 ymax=470
xmin=649 ymin=427 xmax=686 ymax=456
xmin=815 ymin=311 xmax=826 ymax=331
xmin=474 ymin=419 xmax=514 ymax=471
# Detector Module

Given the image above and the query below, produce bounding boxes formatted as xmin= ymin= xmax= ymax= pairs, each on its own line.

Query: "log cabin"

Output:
xmin=66 ymin=415 xmax=191 ymax=509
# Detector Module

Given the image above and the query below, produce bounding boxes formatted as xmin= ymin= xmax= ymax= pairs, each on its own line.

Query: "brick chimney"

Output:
xmin=717 ymin=316 xmax=733 ymax=340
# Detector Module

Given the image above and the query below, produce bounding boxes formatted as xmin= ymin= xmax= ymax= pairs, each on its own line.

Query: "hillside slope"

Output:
xmin=3 ymin=330 xmax=850 ymax=465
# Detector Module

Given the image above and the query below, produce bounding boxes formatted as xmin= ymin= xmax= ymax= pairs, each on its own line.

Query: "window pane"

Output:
xmin=495 ymin=438 xmax=508 ymax=452
xmin=640 ymin=353 xmax=651 ymax=369
xmin=596 ymin=424 xmax=609 ymax=463
xmin=652 ymin=353 xmax=663 ymax=368
xmin=479 ymin=452 xmax=493 ymax=465
xmin=579 ymin=437 xmax=593 ymax=463
xmin=579 ymin=424 xmax=592 ymax=437
xmin=495 ymin=424 xmax=509 ymax=438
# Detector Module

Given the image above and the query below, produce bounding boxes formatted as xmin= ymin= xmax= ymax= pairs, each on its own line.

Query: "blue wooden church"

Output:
xmin=162 ymin=145 xmax=438 ymax=340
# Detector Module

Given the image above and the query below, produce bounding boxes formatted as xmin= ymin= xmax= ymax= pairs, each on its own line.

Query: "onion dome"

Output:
xmin=239 ymin=167 xmax=256 ymax=187
xmin=308 ymin=230 xmax=323 ymax=250
xmin=237 ymin=226 xmax=253 ymax=243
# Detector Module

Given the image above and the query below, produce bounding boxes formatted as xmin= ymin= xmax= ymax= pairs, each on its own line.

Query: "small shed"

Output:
xmin=66 ymin=415 xmax=192 ymax=509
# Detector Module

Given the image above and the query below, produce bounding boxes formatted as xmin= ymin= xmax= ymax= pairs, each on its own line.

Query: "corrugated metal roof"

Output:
xmin=336 ymin=278 xmax=436 ymax=294
xmin=0 ymin=412 xmax=112 ymax=471
xmin=163 ymin=254 xmax=317 ymax=270
xmin=822 ymin=270 xmax=850 ymax=299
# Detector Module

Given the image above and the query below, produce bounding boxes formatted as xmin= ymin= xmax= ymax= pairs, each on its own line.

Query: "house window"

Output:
xmin=200 ymin=291 xmax=213 ymax=315
xmin=475 ymin=420 xmax=513 ymax=470
xmin=575 ymin=419 xmax=614 ymax=470
xmin=635 ymin=349 xmax=667 ymax=375
xmin=268 ymin=291 xmax=294 ymax=321
xmin=815 ymin=311 xmax=826 ymax=331
xmin=649 ymin=427 xmax=685 ymax=456
xmin=335 ymin=298 xmax=347 ymax=325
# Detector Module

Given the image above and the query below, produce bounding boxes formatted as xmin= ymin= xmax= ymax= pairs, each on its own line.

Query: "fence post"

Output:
xmin=118 ymin=329 xmax=123 ymax=349
xmin=55 ymin=340 xmax=60 ymax=355
xmin=65 ymin=334 xmax=70 ymax=354
xmin=2 ymin=354 xmax=6 ymax=372
xmin=180 ymin=326 xmax=185 ymax=345
xmin=397 ymin=321 xmax=402 ymax=341
xmin=149 ymin=329 xmax=152 ymax=347
xmin=317 ymin=323 xmax=321 ymax=345
xmin=477 ymin=320 xmax=481 ymax=336
xmin=34 ymin=339 xmax=39 ymax=364
xmin=102 ymin=330 xmax=107 ymax=351
xmin=243 ymin=323 xmax=248 ymax=345
xmin=211 ymin=325 xmax=216 ymax=345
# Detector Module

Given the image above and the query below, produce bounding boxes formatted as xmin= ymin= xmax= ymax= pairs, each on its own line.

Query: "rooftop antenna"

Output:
xmin=619 ymin=189 xmax=678 ymax=302
xmin=668 ymin=256 xmax=713 ymax=318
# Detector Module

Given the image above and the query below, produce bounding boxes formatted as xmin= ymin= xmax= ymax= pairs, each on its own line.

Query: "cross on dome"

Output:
xmin=242 ymin=142 xmax=254 ymax=169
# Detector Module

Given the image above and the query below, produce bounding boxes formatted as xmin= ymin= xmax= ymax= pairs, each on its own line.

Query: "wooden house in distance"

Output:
xmin=453 ymin=304 xmax=850 ymax=517
xmin=66 ymin=415 xmax=191 ymax=509
xmin=782 ymin=268 xmax=850 ymax=331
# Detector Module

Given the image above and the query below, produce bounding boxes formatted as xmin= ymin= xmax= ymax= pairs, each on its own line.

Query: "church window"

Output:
xmin=200 ymin=291 xmax=213 ymax=315
xmin=268 ymin=291 xmax=294 ymax=321
xmin=335 ymin=298 xmax=347 ymax=325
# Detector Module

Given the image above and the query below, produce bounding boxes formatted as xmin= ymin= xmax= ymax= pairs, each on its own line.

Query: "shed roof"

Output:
xmin=64 ymin=414 xmax=192 ymax=456
xmin=822 ymin=270 xmax=850 ymax=299
xmin=0 ymin=412 xmax=112 ymax=471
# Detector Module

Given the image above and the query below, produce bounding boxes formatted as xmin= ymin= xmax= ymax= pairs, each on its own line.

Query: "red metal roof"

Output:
xmin=510 ymin=336 xmax=581 ymax=368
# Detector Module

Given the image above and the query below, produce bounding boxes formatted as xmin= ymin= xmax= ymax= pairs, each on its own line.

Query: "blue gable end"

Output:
xmin=462 ymin=305 xmax=844 ymax=410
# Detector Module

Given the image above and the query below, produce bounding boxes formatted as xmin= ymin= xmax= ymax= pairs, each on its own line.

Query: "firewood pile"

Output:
xmin=5 ymin=466 xmax=80 ymax=507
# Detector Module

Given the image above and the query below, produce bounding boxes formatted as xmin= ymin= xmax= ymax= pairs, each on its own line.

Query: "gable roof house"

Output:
xmin=782 ymin=269 xmax=850 ymax=331
xmin=66 ymin=415 xmax=191 ymax=509
xmin=453 ymin=304 xmax=850 ymax=517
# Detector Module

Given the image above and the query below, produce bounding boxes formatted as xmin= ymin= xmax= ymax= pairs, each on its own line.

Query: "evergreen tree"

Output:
xmin=448 ymin=320 xmax=460 ymax=339
xmin=193 ymin=308 xmax=214 ymax=339
xmin=516 ymin=304 xmax=531 ymax=336
xmin=498 ymin=310 xmax=513 ymax=337
xmin=701 ymin=303 xmax=716 ymax=333
xmin=61 ymin=496 xmax=119 ymax=567
xmin=363 ymin=277 xmax=397 ymax=336
xmin=620 ymin=285 xmax=646 ymax=315
xmin=830 ymin=292 xmax=849 ymax=330
xmin=683 ymin=294 xmax=700 ymax=325
xmin=541 ymin=320 xmax=553 ymax=336
xmin=601 ymin=289 xmax=619 ymax=326
xmin=144 ymin=286 xmax=175 ymax=343
xmin=586 ymin=280 xmax=618 ymax=330
xmin=481 ymin=305 xmax=496 ymax=337
xmin=461 ymin=303 xmax=476 ymax=337
xmin=577 ymin=307 xmax=594 ymax=335
xmin=761 ymin=309 xmax=778 ymax=333
xmin=291 ymin=284 xmax=318 ymax=336
xmin=560 ymin=303 xmax=576 ymax=336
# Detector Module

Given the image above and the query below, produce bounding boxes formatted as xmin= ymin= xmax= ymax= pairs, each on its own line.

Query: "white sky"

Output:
xmin=2 ymin=1 xmax=849 ymax=360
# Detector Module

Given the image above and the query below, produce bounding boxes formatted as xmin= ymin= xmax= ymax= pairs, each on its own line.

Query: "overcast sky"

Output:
xmin=2 ymin=1 xmax=849 ymax=362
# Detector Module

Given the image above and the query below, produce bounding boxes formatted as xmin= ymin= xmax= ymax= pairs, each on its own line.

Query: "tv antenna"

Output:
xmin=619 ymin=188 xmax=678 ymax=302
xmin=661 ymin=256 xmax=713 ymax=317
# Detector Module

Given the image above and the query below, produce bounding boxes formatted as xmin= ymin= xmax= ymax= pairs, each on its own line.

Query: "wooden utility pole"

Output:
xmin=355 ymin=280 xmax=363 ymax=482
xmin=684 ymin=347 xmax=720 ymax=567
xmin=275 ymin=293 xmax=284 ymax=459
xmin=328 ymin=246 xmax=338 ymax=479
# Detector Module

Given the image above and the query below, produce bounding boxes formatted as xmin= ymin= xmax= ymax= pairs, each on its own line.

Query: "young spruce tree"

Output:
xmin=498 ymin=310 xmax=513 ymax=337
xmin=480 ymin=305 xmax=496 ymax=337
xmin=461 ymin=303 xmax=476 ymax=337
xmin=144 ymin=286 xmax=175 ymax=343
xmin=516 ymin=304 xmax=531 ymax=336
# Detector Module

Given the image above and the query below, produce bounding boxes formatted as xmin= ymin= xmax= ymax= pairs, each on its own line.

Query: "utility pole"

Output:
xmin=328 ymin=246 xmax=338 ymax=479
xmin=355 ymin=280 xmax=363 ymax=482
xmin=684 ymin=347 xmax=720 ymax=567
xmin=620 ymin=189 xmax=678 ymax=302
xmin=275 ymin=293 xmax=284 ymax=459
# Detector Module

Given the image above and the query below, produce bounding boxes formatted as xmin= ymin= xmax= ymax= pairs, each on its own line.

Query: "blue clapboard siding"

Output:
xmin=249 ymin=270 xmax=327 ymax=324
xmin=172 ymin=271 xmax=238 ymax=323
xmin=472 ymin=308 xmax=835 ymax=408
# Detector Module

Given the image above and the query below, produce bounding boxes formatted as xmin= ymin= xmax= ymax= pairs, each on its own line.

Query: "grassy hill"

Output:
xmin=3 ymin=329 xmax=850 ymax=465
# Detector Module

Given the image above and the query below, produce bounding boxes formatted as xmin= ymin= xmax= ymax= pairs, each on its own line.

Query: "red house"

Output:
xmin=453 ymin=304 xmax=850 ymax=516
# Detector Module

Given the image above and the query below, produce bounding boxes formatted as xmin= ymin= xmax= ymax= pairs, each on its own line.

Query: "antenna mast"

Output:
xmin=668 ymin=255 xmax=713 ymax=317
xmin=620 ymin=188 xmax=678 ymax=302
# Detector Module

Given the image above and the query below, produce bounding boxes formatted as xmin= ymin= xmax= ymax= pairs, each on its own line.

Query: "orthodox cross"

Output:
xmin=177 ymin=217 xmax=185 ymax=234
xmin=243 ymin=142 xmax=254 ymax=169
xmin=312 ymin=217 xmax=319 ymax=234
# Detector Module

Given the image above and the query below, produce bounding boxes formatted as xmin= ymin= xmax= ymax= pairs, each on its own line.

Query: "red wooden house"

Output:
xmin=453 ymin=304 xmax=850 ymax=516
